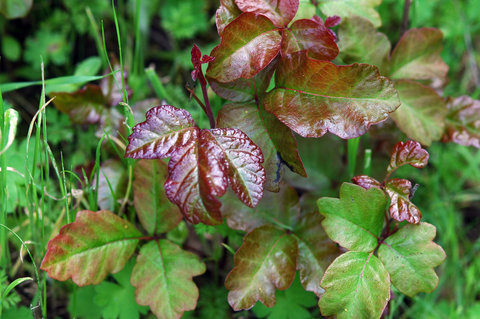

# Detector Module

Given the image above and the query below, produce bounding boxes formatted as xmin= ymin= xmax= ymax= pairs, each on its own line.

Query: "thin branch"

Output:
xmin=400 ymin=0 xmax=412 ymax=37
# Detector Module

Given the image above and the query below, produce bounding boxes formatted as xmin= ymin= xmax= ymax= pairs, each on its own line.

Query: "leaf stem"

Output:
xmin=197 ymin=70 xmax=216 ymax=128
xmin=400 ymin=0 xmax=412 ymax=37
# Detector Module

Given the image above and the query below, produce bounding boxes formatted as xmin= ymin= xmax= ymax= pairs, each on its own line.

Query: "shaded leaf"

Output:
xmin=281 ymin=18 xmax=338 ymax=60
xmin=352 ymin=175 xmax=381 ymax=190
xmin=225 ymin=225 xmax=298 ymax=310
xmin=318 ymin=0 xmax=382 ymax=28
xmin=378 ymin=223 xmax=446 ymax=297
xmin=319 ymin=251 xmax=390 ymax=319
xmin=41 ymin=210 xmax=141 ymax=286
xmin=68 ymin=286 xmax=102 ymax=319
xmin=100 ymin=68 xmax=132 ymax=107
xmin=133 ymin=159 xmax=182 ymax=234
xmin=264 ymin=51 xmax=400 ymax=138
xmin=235 ymin=0 xmax=298 ymax=27
xmin=385 ymin=179 xmax=422 ymax=224
xmin=387 ymin=140 xmax=429 ymax=174
xmin=337 ymin=16 xmax=390 ymax=70
xmin=216 ymin=0 xmax=242 ymax=36
xmin=206 ymin=13 xmax=282 ymax=82
xmin=444 ymin=96 xmax=480 ymax=148
xmin=390 ymin=80 xmax=447 ymax=146
xmin=294 ymin=211 xmax=340 ymax=296
xmin=131 ymin=240 xmax=206 ymax=319
xmin=0 ymin=0 xmax=32 ymax=19
xmin=317 ymin=183 xmax=386 ymax=252
xmin=97 ymin=160 xmax=126 ymax=211
xmin=389 ymin=28 xmax=448 ymax=81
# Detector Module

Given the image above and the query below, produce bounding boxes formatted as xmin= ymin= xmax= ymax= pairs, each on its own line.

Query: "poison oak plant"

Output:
xmin=40 ymin=0 xmax=480 ymax=318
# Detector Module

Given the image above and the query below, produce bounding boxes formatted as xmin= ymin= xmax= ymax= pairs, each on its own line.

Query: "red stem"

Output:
xmin=197 ymin=71 xmax=216 ymax=129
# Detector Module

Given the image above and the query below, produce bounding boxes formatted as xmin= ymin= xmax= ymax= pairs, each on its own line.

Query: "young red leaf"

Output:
xmin=389 ymin=28 xmax=449 ymax=81
xmin=225 ymin=225 xmax=298 ymax=310
xmin=387 ymin=140 xmax=429 ymax=174
xmin=317 ymin=183 xmax=387 ymax=252
xmin=41 ymin=210 xmax=141 ymax=286
xmin=324 ymin=15 xmax=341 ymax=28
xmin=352 ymin=175 xmax=381 ymax=190
xmin=319 ymin=251 xmax=390 ymax=319
xmin=281 ymin=18 xmax=339 ymax=61
xmin=133 ymin=160 xmax=182 ymax=234
xmin=390 ymin=80 xmax=447 ymax=146
xmin=385 ymin=178 xmax=422 ymax=224
xmin=444 ymin=96 xmax=480 ymax=148
xmin=264 ymin=51 xmax=400 ymax=138
xmin=318 ymin=0 xmax=382 ymax=28
xmin=216 ymin=0 xmax=242 ymax=36
xmin=234 ymin=0 xmax=299 ymax=27
xmin=131 ymin=240 xmax=206 ymax=319
xmin=206 ymin=13 xmax=282 ymax=83
xmin=378 ymin=223 xmax=446 ymax=297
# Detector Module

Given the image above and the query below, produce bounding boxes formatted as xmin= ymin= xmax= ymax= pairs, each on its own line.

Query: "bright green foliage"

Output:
xmin=378 ymin=223 xmax=446 ymax=297
xmin=130 ymin=240 xmax=206 ymax=319
xmin=319 ymin=251 xmax=390 ymax=319
xmin=318 ymin=0 xmax=382 ymax=27
xmin=1 ymin=36 xmax=21 ymax=61
xmin=68 ymin=286 xmax=102 ymax=319
xmin=318 ymin=183 xmax=387 ymax=252
xmin=0 ymin=0 xmax=32 ymax=19
xmin=161 ymin=0 xmax=208 ymax=39
xmin=24 ymin=29 xmax=71 ymax=70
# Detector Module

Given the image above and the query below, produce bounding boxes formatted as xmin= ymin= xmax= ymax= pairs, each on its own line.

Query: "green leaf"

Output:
xmin=160 ymin=0 xmax=208 ymax=39
xmin=390 ymin=80 xmax=447 ymax=146
xmin=131 ymin=240 xmax=206 ymax=319
xmin=97 ymin=160 xmax=127 ymax=212
xmin=68 ymin=286 xmax=103 ymax=319
xmin=225 ymin=225 xmax=298 ymax=310
xmin=378 ymin=222 xmax=446 ymax=297
xmin=319 ymin=251 xmax=390 ymax=319
xmin=0 ymin=0 xmax=32 ymax=19
xmin=2 ymin=36 xmax=21 ymax=61
xmin=41 ymin=210 xmax=141 ymax=286
xmin=0 ymin=108 xmax=20 ymax=156
xmin=444 ymin=96 xmax=480 ymax=148
xmin=317 ymin=183 xmax=387 ymax=252
xmin=133 ymin=159 xmax=182 ymax=234
xmin=389 ymin=28 xmax=449 ymax=81
xmin=318 ymin=0 xmax=382 ymax=28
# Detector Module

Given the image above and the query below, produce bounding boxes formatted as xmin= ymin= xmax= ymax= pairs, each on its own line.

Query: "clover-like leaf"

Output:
xmin=389 ymin=28 xmax=449 ymax=81
xmin=378 ymin=222 xmax=446 ymax=297
xmin=319 ymin=251 xmax=390 ymax=319
xmin=206 ymin=13 xmax=282 ymax=82
xmin=390 ymin=80 xmax=447 ymax=146
xmin=133 ymin=160 xmax=182 ymax=234
xmin=235 ymin=0 xmax=299 ymax=27
xmin=41 ymin=210 xmax=141 ymax=286
xmin=352 ymin=175 xmax=381 ymax=190
xmin=385 ymin=178 xmax=422 ymax=224
xmin=317 ymin=183 xmax=387 ymax=252
xmin=387 ymin=140 xmax=429 ymax=174
xmin=216 ymin=0 xmax=242 ymax=36
xmin=281 ymin=18 xmax=338 ymax=60
xmin=0 ymin=0 xmax=33 ymax=19
xmin=318 ymin=0 xmax=382 ymax=28
xmin=337 ymin=16 xmax=390 ymax=71
xmin=225 ymin=225 xmax=298 ymax=310
xmin=444 ymin=96 xmax=480 ymax=148
xmin=131 ymin=240 xmax=206 ymax=319
xmin=264 ymin=51 xmax=400 ymax=138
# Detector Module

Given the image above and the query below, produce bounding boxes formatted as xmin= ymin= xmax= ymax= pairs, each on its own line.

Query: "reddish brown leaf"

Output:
xmin=235 ymin=0 xmax=299 ymax=27
xmin=352 ymin=175 xmax=381 ymax=190
xmin=444 ymin=96 xmax=480 ymax=148
xmin=324 ymin=15 xmax=341 ymax=28
xmin=264 ymin=51 xmax=400 ymax=138
xmin=216 ymin=0 xmax=242 ymax=36
xmin=281 ymin=18 xmax=338 ymax=61
xmin=387 ymin=140 xmax=429 ymax=174
xmin=385 ymin=178 xmax=422 ymax=224
xmin=206 ymin=13 xmax=282 ymax=82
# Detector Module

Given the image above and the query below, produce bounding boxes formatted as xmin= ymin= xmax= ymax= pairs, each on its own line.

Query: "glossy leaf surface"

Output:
xmin=41 ymin=210 xmax=141 ymax=286
xmin=281 ymin=18 xmax=338 ymax=60
xmin=319 ymin=0 xmax=382 ymax=28
xmin=387 ymin=140 xmax=429 ymax=174
xmin=235 ymin=0 xmax=298 ymax=27
xmin=318 ymin=183 xmax=386 ymax=252
xmin=389 ymin=28 xmax=448 ymax=81
xmin=131 ymin=240 xmax=206 ymax=319
xmin=378 ymin=223 xmax=446 ymax=297
xmin=351 ymin=175 xmax=381 ymax=190
xmin=225 ymin=225 xmax=298 ymax=310
xmin=385 ymin=179 xmax=422 ymax=224
xmin=133 ymin=160 xmax=182 ymax=234
xmin=216 ymin=0 xmax=242 ymax=35
xmin=319 ymin=251 xmax=390 ymax=319
xmin=206 ymin=13 xmax=282 ymax=82
xmin=390 ymin=80 xmax=447 ymax=146
xmin=264 ymin=52 xmax=400 ymax=138
xmin=444 ymin=96 xmax=480 ymax=148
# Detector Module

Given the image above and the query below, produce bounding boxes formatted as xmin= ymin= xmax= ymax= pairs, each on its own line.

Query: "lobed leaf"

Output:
xmin=216 ymin=0 xmax=242 ymax=36
xmin=444 ymin=96 xmax=480 ymax=148
xmin=387 ymin=140 xmax=429 ymax=174
xmin=234 ymin=0 xmax=299 ymax=27
xmin=41 ymin=210 xmax=141 ymax=286
xmin=378 ymin=223 xmax=446 ymax=297
xmin=317 ymin=183 xmax=387 ymax=252
xmin=264 ymin=52 xmax=400 ymax=138
xmin=319 ymin=251 xmax=390 ymax=319
xmin=385 ymin=178 xmax=422 ymax=224
xmin=225 ymin=225 xmax=298 ymax=310
xmin=352 ymin=175 xmax=381 ymax=190
xmin=206 ymin=13 xmax=282 ymax=83
xmin=318 ymin=0 xmax=382 ymax=28
xmin=131 ymin=240 xmax=206 ymax=319
xmin=390 ymin=80 xmax=447 ymax=146
xmin=389 ymin=28 xmax=448 ymax=81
